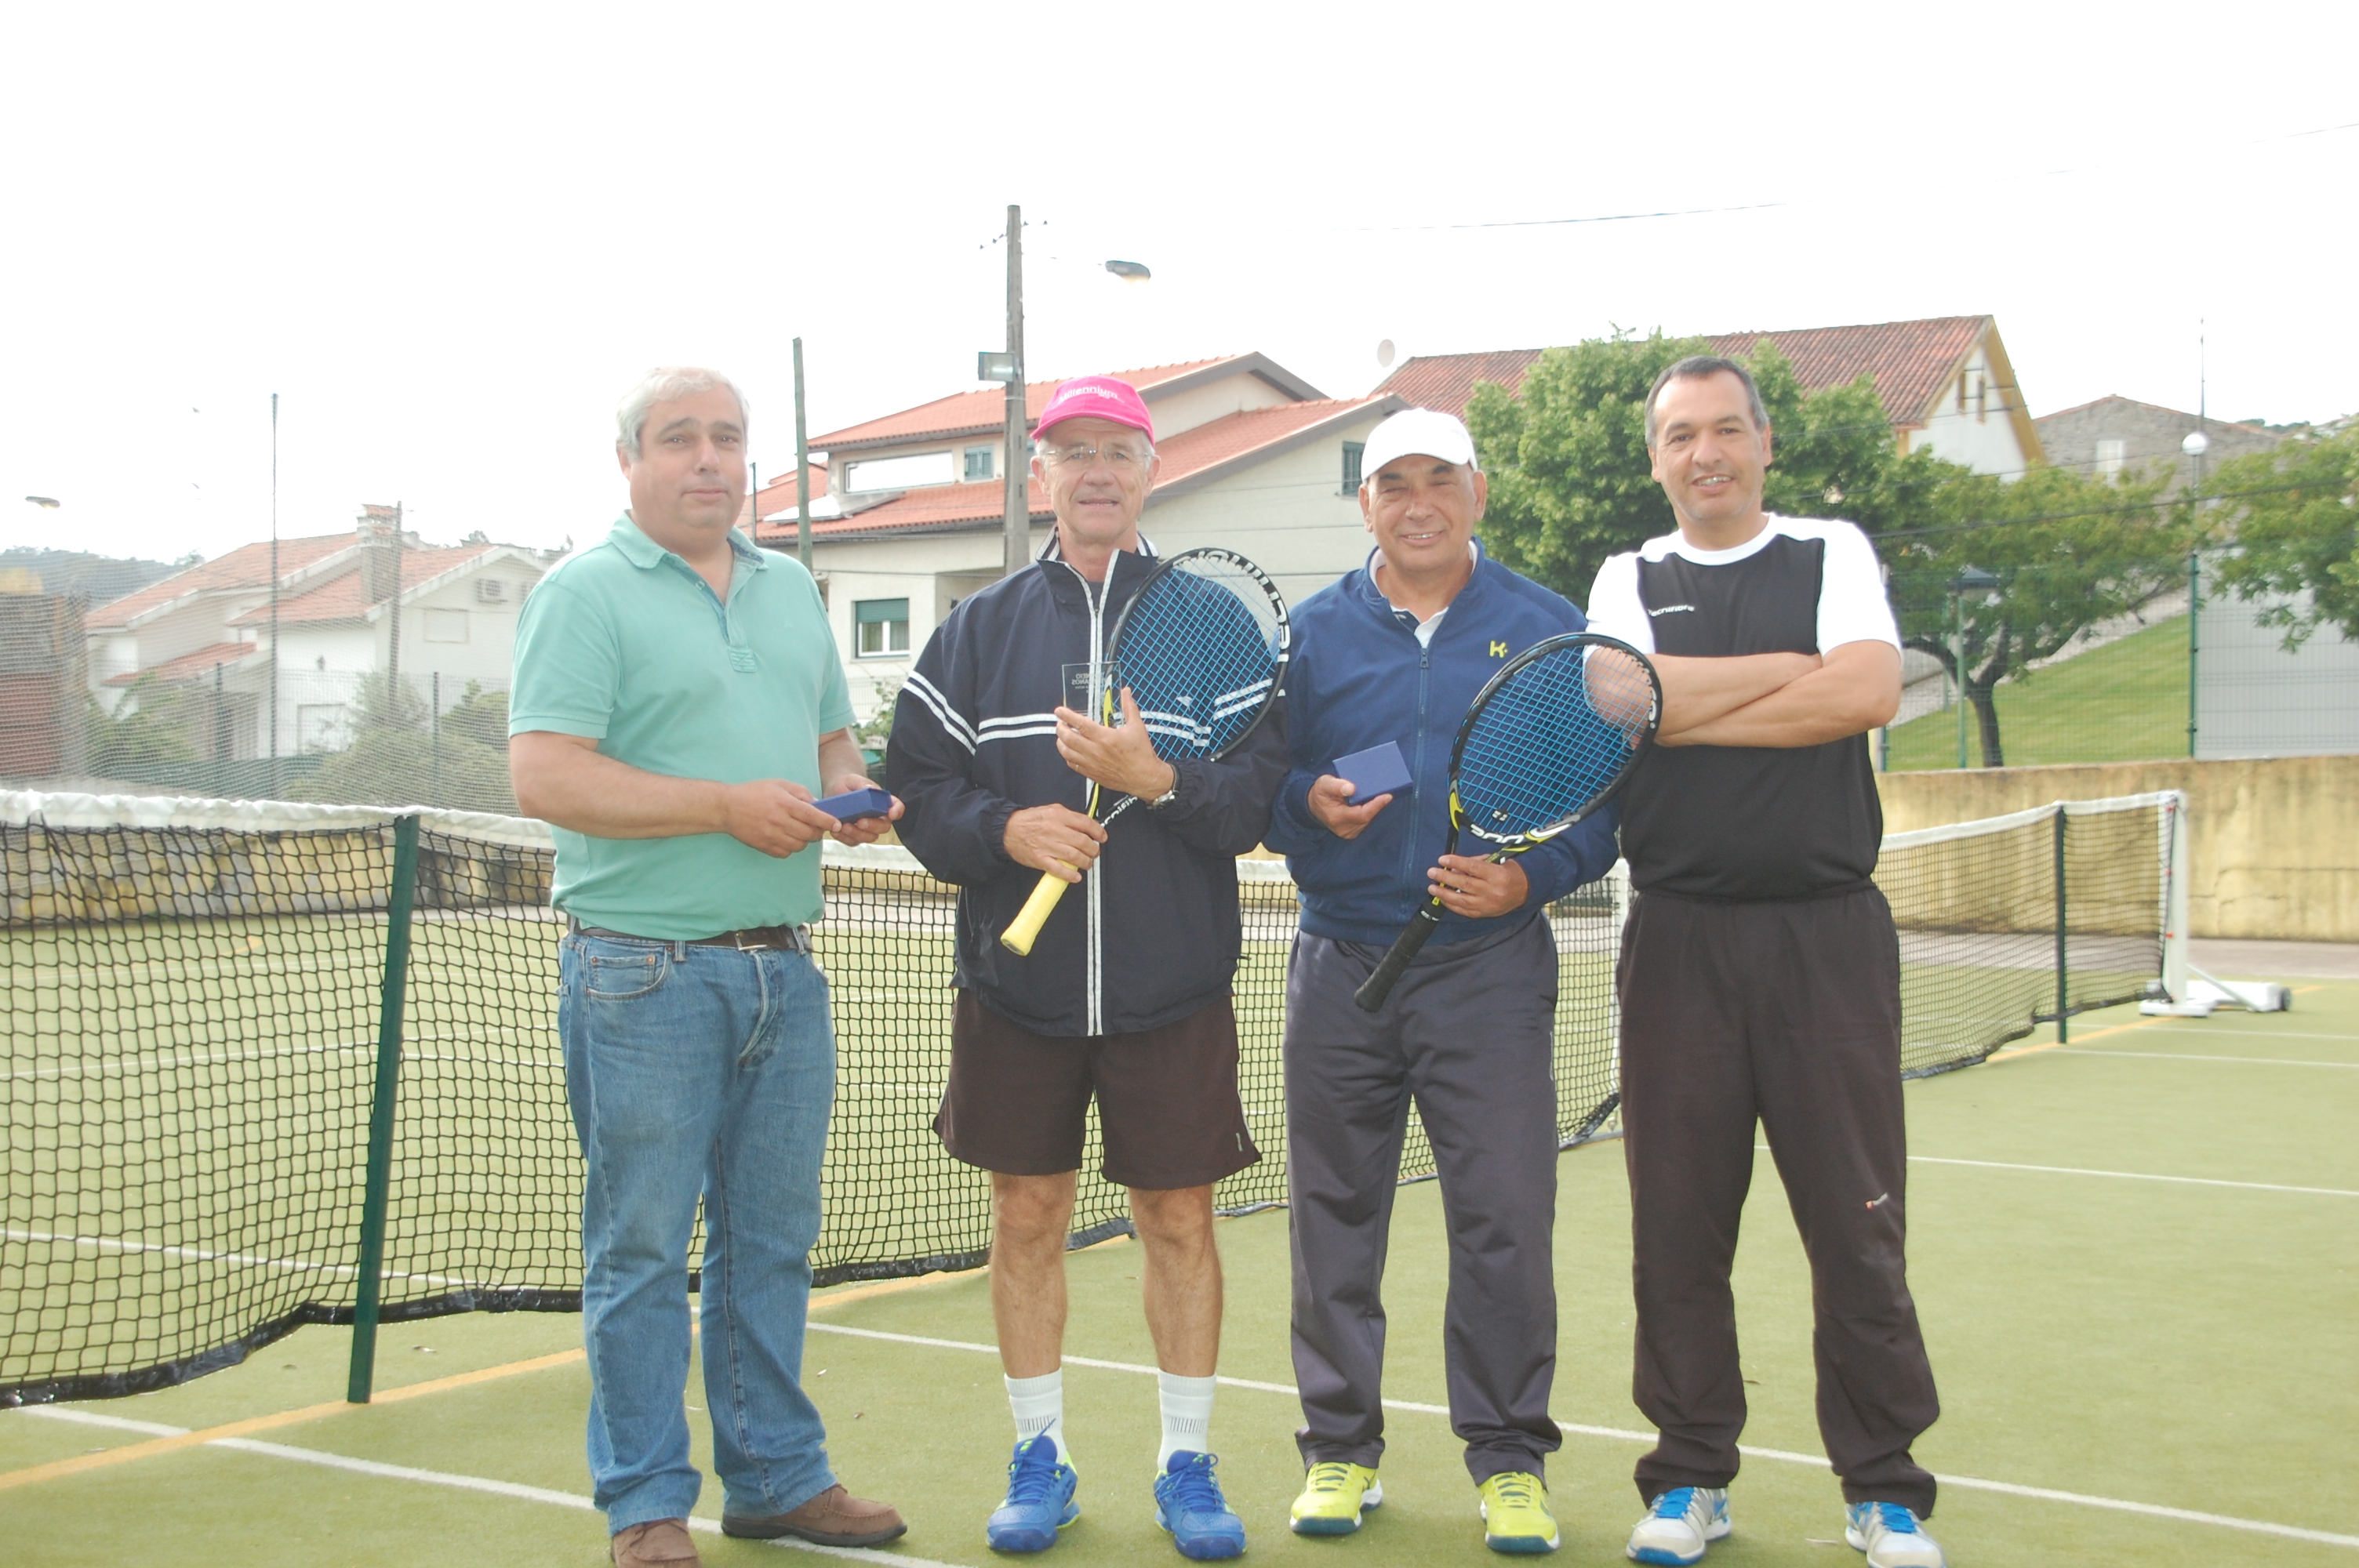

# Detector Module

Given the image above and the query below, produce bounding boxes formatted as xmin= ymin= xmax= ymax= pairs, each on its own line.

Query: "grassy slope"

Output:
xmin=1888 ymin=612 xmax=2191 ymax=771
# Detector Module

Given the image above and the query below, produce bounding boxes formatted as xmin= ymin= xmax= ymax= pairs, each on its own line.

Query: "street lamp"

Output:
xmin=1946 ymin=565 xmax=2001 ymax=768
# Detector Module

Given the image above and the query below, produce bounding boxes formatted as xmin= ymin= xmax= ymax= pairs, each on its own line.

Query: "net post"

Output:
xmin=2159 ymin=793 xmax=2191 ymax=1003
xmin=2052 ymin=804 xmax=2069 ymax=1045
xmin=347 ymin=812 xmax=421 ymax=1404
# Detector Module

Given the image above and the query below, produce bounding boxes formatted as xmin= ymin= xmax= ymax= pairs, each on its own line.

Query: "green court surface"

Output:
xmin=7 ymin=981 xmax=2354 ymax=1567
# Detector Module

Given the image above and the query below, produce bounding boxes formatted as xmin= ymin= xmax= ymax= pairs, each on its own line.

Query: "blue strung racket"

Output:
xmin=1001 ymin=546 xmax=1289 ymax=956
xmin=1353 ymin=632 xmax=1659 ymax=1010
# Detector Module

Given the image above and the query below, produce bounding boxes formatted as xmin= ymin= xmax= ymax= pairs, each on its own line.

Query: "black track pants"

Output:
xmin=1617 ymin=884 xmax=1941 ymax=1516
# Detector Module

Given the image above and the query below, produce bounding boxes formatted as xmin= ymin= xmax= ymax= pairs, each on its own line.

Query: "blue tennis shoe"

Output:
xmin=1153 ymin=1451 xmax=1246 ymax=1559
xmin=986 ymin=1436 xmax=1078 ymax=1553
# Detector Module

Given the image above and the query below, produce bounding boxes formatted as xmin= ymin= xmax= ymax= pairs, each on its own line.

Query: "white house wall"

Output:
xmin=805 ymin=408 xmax=1398 ymax=723
xmin=1144 ymin=372 xmax=1298 ymax=441
xmin=1910 ymin=344 xmax=2030 ymax=475
xmin=1146 ymin=412 xmax=1398 ymax=608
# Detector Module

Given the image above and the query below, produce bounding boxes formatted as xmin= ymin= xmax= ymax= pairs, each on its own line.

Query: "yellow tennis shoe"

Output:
xmin=1289 ymin=1461 xmax=1383 ymax=1535
xmin=1477 ymin=1471 xmax=1559 ymax=1554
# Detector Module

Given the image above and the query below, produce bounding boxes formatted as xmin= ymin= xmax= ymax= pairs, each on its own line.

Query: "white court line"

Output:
xmin=2052 ymin=1049 xmax=2358 ymax=1069
xmin=8 ymin=1409 xmax=957 ymax=1566
xmin=805 ymin=1324 xmax=2359 ymax=1550
xmin=1750 ymin=1148 xmax=2359 ymax=1200
xmin=1906 ymin=1155 xmax=2359 ymax=1199
xmin=2140 ymin=1029 xmax=2357 ymax=1043
xmin=0 ymin=1228 xmax=494 ymax=1288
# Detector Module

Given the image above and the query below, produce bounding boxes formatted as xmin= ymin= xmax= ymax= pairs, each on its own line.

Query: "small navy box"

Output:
xmin=812 ymin=786 xmax=893 ymax=822
xmin=1333 ymin=741 xmax=1412 ymax=806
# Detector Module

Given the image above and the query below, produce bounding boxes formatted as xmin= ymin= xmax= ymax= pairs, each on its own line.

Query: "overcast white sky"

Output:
xmin=4 ymin=2 xmax=2354 ymax=565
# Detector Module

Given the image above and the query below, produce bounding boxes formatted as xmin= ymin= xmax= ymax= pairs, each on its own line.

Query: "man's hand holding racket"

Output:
xmin=1428 ymin=854 xmax=1528 ymax=918
xmin=1003 ymin=805 xmax=1105 ymax=884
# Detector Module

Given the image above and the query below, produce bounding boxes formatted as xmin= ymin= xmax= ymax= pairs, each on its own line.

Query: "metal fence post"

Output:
xmin=2053 ymin=805 xmax=2069 ymax=1044
xmin=347 ymin=813 xmax=420 ymax=1403
xmin=2186 ymin=550 xmax=2201 ymax=758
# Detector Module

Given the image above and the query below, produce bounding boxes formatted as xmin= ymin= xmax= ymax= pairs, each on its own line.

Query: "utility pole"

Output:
xmin=794 ymin=337 xmax=812 ymax=571
xmin=385 ymin=501 xmax=405 ymax=713
xmin=1001 ymin=204 xmax=1029 ymax=579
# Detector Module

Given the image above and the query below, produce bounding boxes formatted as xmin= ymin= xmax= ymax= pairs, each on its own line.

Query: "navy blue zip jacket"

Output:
xmin=886 ymin=537 xmax=1289 ymax=1038
xmin=1265 ymin=542 xmax=1621 ymax=945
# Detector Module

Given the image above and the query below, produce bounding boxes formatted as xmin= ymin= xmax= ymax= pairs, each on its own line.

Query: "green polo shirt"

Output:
xmin=509 ymin=516 xmax=855 ymax=938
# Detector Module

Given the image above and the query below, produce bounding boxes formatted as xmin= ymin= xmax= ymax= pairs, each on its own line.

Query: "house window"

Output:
xmin=1956 ymin=377 xmax=1968 ymax=413
xmin=424 ymin=608 xmax=470 ymax=644
xmin=2095 ymin=438 xmax=2127 ymax=479
xmin=965 ymin=445 xmax=995 ymax=481
xmin=855 ymin=597 xmax=911 ymax=657
xmin=1342 ymin=441 xmax=1365 ymax=492
xmin=1975 ymin=376 xmax=1987 ymax=423
xmin=845 ymin=452 xmax=955 ymax=492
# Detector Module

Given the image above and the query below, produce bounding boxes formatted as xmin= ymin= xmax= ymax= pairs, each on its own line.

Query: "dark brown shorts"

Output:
xmin=935 ymin=992 xmax=1261 ymax=1191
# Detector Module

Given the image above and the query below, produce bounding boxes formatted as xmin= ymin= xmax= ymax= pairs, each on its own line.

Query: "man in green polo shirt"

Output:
xmin=510 ymin=366 xmax=907 ymax=1568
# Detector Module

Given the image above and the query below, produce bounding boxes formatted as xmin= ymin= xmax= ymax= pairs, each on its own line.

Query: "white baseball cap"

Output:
xmin=1358 ymin=408 xmax=1480 ymax=486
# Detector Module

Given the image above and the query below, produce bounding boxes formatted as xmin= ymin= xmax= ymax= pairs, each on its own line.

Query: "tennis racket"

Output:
xmin=1353 ymin=631 xmax=1659 ymax=1011
xmin=1000 ymin=546 xmax=1290 ymax=956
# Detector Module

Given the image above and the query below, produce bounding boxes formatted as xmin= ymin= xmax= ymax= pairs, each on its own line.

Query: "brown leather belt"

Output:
xmin=568 ymin=916 xmax=812 ymax=953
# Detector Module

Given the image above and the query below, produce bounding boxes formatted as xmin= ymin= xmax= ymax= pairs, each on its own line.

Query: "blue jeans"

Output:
xmin=559 ymin=932 xmax=838 ymax=1533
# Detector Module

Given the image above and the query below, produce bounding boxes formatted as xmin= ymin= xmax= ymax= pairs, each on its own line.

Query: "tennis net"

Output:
xmin=2 ymin=786 xmax=2179 ymax=1406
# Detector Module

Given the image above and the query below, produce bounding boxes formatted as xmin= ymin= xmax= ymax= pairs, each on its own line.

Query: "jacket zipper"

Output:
xmin=1056 ymin=557 xmax=1110 ymax=1036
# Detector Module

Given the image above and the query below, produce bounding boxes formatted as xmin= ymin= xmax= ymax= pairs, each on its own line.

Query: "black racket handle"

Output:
xmin=1354 ymin=906 xmax=1444 ymax=1011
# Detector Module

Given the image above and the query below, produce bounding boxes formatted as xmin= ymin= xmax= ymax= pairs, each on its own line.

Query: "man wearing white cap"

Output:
xmin=889 ymin=376 xmax=1287 ymax=1559
xmin=1262 ymin=408 xmax=1623 ymax=1553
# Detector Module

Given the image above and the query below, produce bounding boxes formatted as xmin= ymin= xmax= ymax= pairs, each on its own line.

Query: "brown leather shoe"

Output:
xmin=723 ymin=1483 xmax=908 ymax=1548
xmin=610 ymin=1518 xmax=700 ymax=1567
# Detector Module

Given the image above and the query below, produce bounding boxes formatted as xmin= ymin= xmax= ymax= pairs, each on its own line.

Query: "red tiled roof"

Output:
xmin=227 ymin=544 xmax=493 ymax=627
xmin=85 ymin=534 xmax=355 ymax=630
xmin=1376 ymin=317 xmax=1997 ymax=429
xmin=807 ymin=357 xmax=1254 ymax=451
xmin=102 ymin=642 xmax=258 ymax=686
xmin=753 ymin=396 xmax=1396 ymax=543
xmin=1703 ymin=317 xmax=1990 ymax=429
xmin=1371 ymin=350 xmax=1554 ymax=422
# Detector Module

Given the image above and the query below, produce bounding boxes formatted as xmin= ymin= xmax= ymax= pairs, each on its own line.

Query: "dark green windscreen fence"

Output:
xmin=2 ymin=789 xmax=2178 ymax=1406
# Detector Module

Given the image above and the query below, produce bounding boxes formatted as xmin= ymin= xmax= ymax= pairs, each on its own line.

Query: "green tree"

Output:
xmin=1882 ymin=465 xmax=2184 ymax=766
xmin=85 ymin=675 xmax=198 ymax=772
xmin=1467 ymin=332 xmax=1959 ymax=601
xmin=2201 ymin=425 xmax=2359 ymax=648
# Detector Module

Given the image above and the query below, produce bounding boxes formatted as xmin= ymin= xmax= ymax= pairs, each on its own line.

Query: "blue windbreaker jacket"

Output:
xmin=1264 ymin=543 xmax=1622 ymax=945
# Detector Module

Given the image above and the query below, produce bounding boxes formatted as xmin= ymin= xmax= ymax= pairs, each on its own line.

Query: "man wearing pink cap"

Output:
xmin=889 ymin=376 xmax=1288 ymax=1559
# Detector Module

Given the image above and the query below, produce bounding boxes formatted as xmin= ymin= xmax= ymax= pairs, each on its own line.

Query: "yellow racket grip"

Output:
xmin=1000 ymin=866 xmax=1078 ymax=956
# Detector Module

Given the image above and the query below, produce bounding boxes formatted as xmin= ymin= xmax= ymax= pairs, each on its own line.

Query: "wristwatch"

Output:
xmin=1144 ymin=766 xmax=1181 ymax=811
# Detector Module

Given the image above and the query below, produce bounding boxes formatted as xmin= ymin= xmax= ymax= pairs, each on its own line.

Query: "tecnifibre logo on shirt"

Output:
xmin=1647 ymin=604 xmax=1698 ymax=616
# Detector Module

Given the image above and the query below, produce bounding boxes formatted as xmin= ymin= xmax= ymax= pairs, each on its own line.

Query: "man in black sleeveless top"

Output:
xmin=1583 ymin=358 xmax=1946 ymax=1568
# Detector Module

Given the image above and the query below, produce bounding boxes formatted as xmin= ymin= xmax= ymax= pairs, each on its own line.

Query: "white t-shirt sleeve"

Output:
xmin=1816 ymin=522 xmax=1901 ymax=652
xmin=1583 ymin=553 xmax=1654 ymax=655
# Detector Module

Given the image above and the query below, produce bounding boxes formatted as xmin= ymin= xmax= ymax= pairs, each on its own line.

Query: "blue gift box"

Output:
xmin=1332 ymin=741 xmax=1412 ymax=807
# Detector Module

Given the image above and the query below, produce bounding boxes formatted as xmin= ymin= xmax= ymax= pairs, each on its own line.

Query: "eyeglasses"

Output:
xmin=1040 ymin=442 xmax=1150 ymax=471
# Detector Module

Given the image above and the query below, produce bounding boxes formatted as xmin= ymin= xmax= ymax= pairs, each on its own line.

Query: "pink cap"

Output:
xmin=1032 ymin=376 xmax=1155 ymax=443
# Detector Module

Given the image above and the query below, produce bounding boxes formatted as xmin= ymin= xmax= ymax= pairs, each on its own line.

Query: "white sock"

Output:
xmin=1006 ymin=1370 xmax=1073 ymax=1472
xmin=1158 ymin=1370 xmax=1216 ymax=1471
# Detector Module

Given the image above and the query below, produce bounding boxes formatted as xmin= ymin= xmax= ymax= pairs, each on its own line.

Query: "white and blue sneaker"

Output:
xmin=1153 ymin=1451 xmax=1246 ymax=1560
xmin=986 ymin=1436 xmax=1079 ymax=1553
xmin=1627 ymin=1486 xmax=1731 ymax=1565
xmin=1845 ymin=1501 xmax=1946 ymax=1568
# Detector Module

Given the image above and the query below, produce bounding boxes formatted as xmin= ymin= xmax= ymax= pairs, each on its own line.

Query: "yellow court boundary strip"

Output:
xmin=0 ymin=1254 xmax=1009 ymax=1493
xmin=0 ymin=1348 xmax=586 ymax=1494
